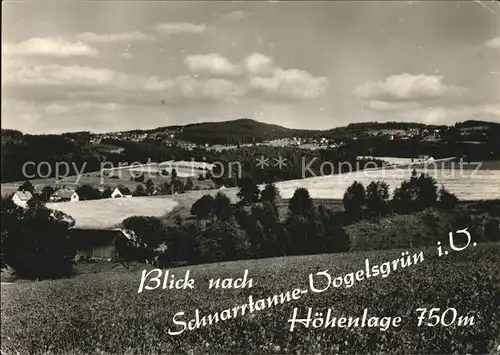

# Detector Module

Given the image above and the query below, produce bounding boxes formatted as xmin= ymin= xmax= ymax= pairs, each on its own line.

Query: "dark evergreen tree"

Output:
xmin=261 ymin=183 xmax=279 ymax=205
xmin=213 ymin=192 xmax=232 ymax=220
xmin=237 ymin=177 xmax=260 ymax=205
xmin=101 ymin=186 xmax=113 ymax=198
xmin=18 ymin=180 xmax=34 ymax=193
xmin=185 ymin=177 xmax=194 ymax=191
xmin=40 ymin=185 xmax=55 ymax=201
xmin=288 ymin=188 xmax=314 ymax=217
xmin=76 ymin=184 xmax=102 ymax=200
xmin=366 ymin=181 xmax=389 ymax=216
xmin=190 ymin=194 xmax=214 ymax=218
xmin=343 ymin=181 xmax=366 ymax=221
xmin=438 ymin=185 xmax=459 ymax=210
xmin=133 ymin=184 xmax=147 ymax=196
xmin=1 ymin=198 xmax=75 ymax=279
xmin=145 ymin=179 xmax=155 ymax=195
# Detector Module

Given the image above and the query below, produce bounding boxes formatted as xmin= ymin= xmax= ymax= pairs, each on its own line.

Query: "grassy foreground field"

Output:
xmin=2 ymin=243 xmax=499 ymax=354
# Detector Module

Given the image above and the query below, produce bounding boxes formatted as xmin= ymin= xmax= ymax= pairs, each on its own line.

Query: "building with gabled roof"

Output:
xmin=111 ymin=187 xmax=132 ymax=198
xmin=69 ymin=227 xmax=135 ymax=261
xmin=12 ymin=190 xmax=33 ymax=208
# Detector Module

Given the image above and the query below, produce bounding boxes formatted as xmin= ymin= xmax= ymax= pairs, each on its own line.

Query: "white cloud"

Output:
xmin=44 ymin=103 xmax=70 ymax=114
xmin=74 ymin=102 xmax=120 ymax=111
xmin=184 ymin=53 xmax=241 ymax=76
xmin=2 ymin=37 xmax=99 ymax=58
xmin=356 ymin=73 xmax=500 ymax=124
xmin=220 ymin=10 xmax=248 ymax=21
xmin=3 ymin=48 xmax=328 ymax=110
xmin=354 ymin=73 xmax=488 ymax=125
xmin=484 ymin=36 xmax=500 ymax=49
xmin=19 ymin=113 xmax=42 ymax=124
xmin=119 ymin=52 xmax=134 ymax=60
xmin=483 ymin=103 xmax=500 ymax=118
xmin=355 ymin=73 xmax=467 ymax=102
xmin=2 ymin=63 xmax=246 ymax=105
xmin=2 ymin=98 xmax=132 ymax=133
xmin=250 ymin=68 xmax=329 ymax=100
xmin=162 ymin=76 xmax=246 ymax=102
xmin=153 ymin=22 xmax=206 ymax=35
xmin=42 ymin=102 xmax=120 ymax=115
xmin=3 ymin=64 xmax=136 ymax=87
xmin=77 ymin=31 xmax=154 ymax=43
xmin=243 ymin=53 xmax=275 ymax=75
xmin=364 ymin=100 xmax=500 ymax=125
xmin=242 ymin=52 xmax=329 ymax=100
xmin=406 ymin=104 xmax=500 ymax=125
xmin=364 ymin=100 xmax=421 ymax=112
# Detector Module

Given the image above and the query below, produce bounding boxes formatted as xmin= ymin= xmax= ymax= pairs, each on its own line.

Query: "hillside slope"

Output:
xmin=1 ymin=243 xmax=499 ymax=354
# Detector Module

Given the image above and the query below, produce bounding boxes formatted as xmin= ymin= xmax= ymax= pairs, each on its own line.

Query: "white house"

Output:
xmin=50 ymin=189 xmax=79 ymax=203
xmin=111 ymin=187 xmax=132 ymax=198
xmin=111 ymin=188 xmax=123 ymax=198
xmin=12 ymin=190 xmax=33 ymax=208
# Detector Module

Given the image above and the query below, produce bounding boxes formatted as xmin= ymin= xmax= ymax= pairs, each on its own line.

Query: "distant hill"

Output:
xmin=115 ymin=118 xmax=472 ymax=145
xmin=177 ymin=118 xmax=303 ymax=145
xmin=2 ymin=119 xmax=499 ymax=183
xmin=133 ymin=118 xmax=314 ymax=145
xmin=4 ymin=118 xmax=498 ymax=145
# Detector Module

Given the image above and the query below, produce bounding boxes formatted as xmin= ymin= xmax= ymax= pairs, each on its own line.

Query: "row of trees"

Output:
xmin=16 ymin=174 xmax=197 ymax=202
xmin=128 ymin=175 xmax=195 ymax=197
xmin=121 ymin=183 xmax=351 ymax=267
xmin=1 ymin=198 xmax=75 ymax=279
xmin=342 ymin=170 xmax=459 ymax=222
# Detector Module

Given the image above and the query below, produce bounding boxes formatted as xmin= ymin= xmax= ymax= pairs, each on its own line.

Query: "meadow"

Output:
xmin=357 ymin=156 xmax=426 ymax=166
xmin=2 ymin=159 xmax=500 ymax=200
xmin=1 ymin=243 xmax=499 ymax=354
xmin=102 ymin=161 xmax=214 ymax=178
xmin=42 ymin=166 xmax=499 ymax=230
xmin=45 ymin=197 xmax=179 ymax=229
xmin=274 ymin=168 xmax=500 ymax=200
xmin=163 ymin=167 xmax=500 ymax=204
xmin=45 ymin=188 xmax=244 ymax=229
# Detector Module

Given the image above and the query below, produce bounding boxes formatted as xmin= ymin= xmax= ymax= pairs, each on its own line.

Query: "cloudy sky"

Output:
xmin=2 ymin=1 xmax=499 ymax=134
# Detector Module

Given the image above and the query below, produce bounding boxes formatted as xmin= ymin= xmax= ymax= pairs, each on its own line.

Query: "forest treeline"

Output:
xmin=2 ymin=119 xmax=499 ymax=183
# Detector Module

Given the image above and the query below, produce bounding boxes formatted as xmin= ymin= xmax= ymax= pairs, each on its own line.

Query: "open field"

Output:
xmin=102 ymin=161 xmax=213 ymax=178
xmin=2 ymin=160 xmax=500 ymax=198
xmin=46 ymin=189 xmax=242 ymax=229
xmin=45 ymin=168 xmax=499 ymax=230
xmin=4 ymin=164 xmax=500 ymax=230
xmin=274 ymin=168 xmax=500 ymax=200
xmin=439 ymin=159 xmax=500 ymax=170
xmin=46 ymin=197 xmax=179 ymax=229
xmin=177 ymin=168 xmax=500 ymax=202
xmin=2 ymin=243 xmax=499 ymax=354
xmin=357 ymin=156 xmax=431 ymax=166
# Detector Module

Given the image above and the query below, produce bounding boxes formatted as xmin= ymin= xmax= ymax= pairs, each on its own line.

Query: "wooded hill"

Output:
xmin=2 ymin=119 xmax=499 ymax=183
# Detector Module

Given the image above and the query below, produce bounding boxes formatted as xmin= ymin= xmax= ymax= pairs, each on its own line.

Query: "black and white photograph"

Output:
xmin=1 ymin=0 xmax=500 ymax=354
